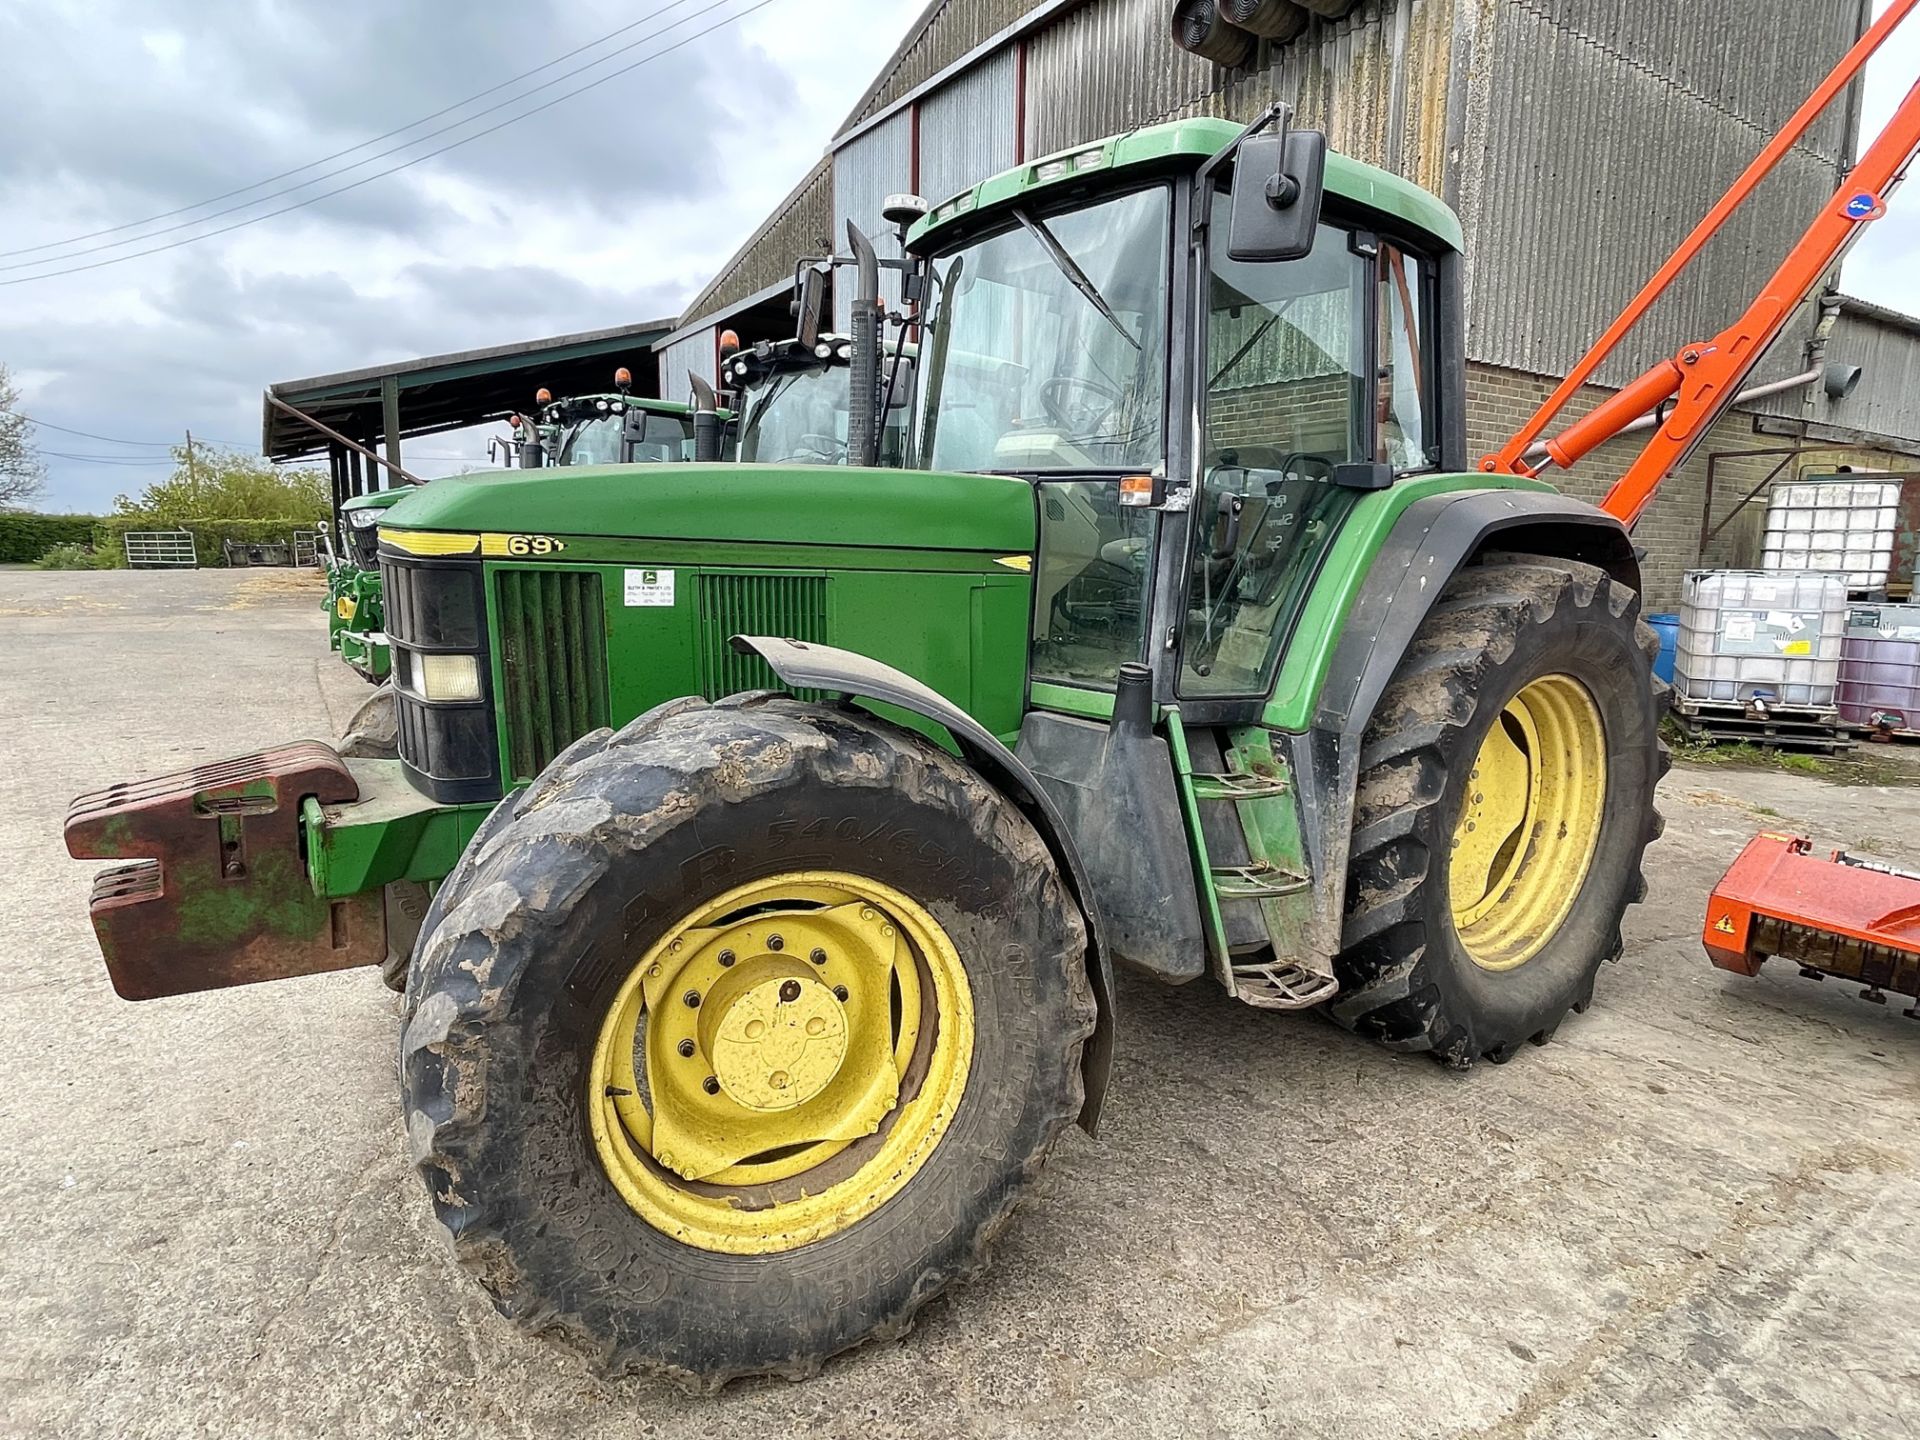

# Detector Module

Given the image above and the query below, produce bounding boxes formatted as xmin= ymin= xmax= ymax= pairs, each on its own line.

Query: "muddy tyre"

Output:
xmin=400 ymin=696 xmax=1094 ymax=1387
xmin=1331 ymin=555 xmax=1665 ymax=1065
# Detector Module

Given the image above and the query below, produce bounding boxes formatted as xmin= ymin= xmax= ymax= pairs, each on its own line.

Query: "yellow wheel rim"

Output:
xmin=587 ymin=871 xmax=974 ymax=1255
xmin=1448 ymin=673 xmax=1607 ymax=972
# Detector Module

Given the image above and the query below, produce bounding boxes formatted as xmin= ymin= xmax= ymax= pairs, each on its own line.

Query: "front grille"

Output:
xmin=701 ymin=572 xmax=828 ymax=696
xmin=496 ymin=568 xmax=610 ymax=783
xmin=348 ymin=525 xmax=379 ymax=570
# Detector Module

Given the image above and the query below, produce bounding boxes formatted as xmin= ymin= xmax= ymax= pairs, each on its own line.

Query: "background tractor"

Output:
xmin=72 ymin=112 xmax=1670 ymax=1386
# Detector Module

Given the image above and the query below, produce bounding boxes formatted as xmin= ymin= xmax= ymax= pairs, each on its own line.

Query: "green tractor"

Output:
xmin=68 ymin=111 xmax=1664 ymax=1386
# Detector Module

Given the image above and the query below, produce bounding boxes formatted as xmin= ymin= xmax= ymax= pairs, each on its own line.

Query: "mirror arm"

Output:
xmin=1192 ymin=101 xmax=1291 ymax=241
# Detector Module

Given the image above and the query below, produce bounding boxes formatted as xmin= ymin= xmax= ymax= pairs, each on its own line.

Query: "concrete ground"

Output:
xmin=2 ymin=568 xmax=1916 ymax=1440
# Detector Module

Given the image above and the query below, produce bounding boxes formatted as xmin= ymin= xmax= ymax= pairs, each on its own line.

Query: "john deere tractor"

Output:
xmin=68 ymin=111 xmax=1663 ymax=1386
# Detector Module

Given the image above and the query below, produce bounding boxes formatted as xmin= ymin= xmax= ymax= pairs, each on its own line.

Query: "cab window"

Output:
xmin=1181 ymin=195 xmax=1369 ymax=697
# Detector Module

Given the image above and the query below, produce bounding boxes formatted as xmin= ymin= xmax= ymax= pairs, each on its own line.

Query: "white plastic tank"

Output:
xmin=1760 ymin=475 xmax=1899 ymax=592
xmin=1674 ymin=570 xmax=1848 ymax=707
xmin=1838 ymin=602 xmax=1920 ymax=730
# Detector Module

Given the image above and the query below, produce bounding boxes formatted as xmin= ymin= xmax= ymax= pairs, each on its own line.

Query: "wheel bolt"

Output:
xmin=833 ymin=985 xmax=849 ymax=1002
xmin=778 ymin=979 xmax=802 ymax=1003
xmin=683 ymin=989 xmax=701 ymax=1008
xmin=702 ymin=1076 xmax=720 ymax=1096
xmin=810 ymin=947 xmax=827 ymax=965
xmin=677 ymin=1038 xmax=695 ymax=1058
xmin=767 ymin=933 xmax=784 ymax=951
xmin=717 ymin=948 xmax=736 ymax=967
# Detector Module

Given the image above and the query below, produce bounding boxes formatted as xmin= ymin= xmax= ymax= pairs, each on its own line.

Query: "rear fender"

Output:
xmin=734 ymin=635 xmax=1115 ymax=1135
xmin=1283 ymin=490 xmax=1641 ymax=965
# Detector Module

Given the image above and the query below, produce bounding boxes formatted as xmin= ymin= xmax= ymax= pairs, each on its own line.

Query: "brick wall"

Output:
xmin=1208 ymin=373 xmax=1353 ymax=458
xmin=1463 ymin=364 xmax=1917 ymax=610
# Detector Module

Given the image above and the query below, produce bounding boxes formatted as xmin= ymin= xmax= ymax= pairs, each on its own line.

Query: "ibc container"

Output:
xmin=1837 ymin=602 xmax=1920 ymax=730
xmin=1647 ymin=613 xmax=1680 ymax=685
xmin=1674 ymin=570 xmax=1847 ymax=707
xmin=1760 ymin=475 xmax=1899 ymax=592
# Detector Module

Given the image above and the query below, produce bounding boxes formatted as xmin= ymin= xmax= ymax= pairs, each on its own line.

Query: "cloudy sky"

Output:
xmin=3 ymin=0 xmax=1917 ymax=514
xmin=1 ymin=0 xmax=917 ymax=512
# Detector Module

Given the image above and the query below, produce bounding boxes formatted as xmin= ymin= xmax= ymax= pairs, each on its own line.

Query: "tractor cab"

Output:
xmin=726 ymin=334 xmax=914 ymax=467
xmin=512 ymin=375 xmax=724 ymax=468
xmin=903 ymin=109 xmax=1465 ymax=712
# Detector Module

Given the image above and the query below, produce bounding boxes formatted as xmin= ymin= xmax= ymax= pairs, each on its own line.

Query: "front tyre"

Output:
xmin=1332 ymin=556 xmax=1664 ymax=1064
xmin=400 ymin=697 xmax=1093 ymax=1387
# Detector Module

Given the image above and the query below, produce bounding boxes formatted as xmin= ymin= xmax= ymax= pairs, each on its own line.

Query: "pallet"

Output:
xmin=1670 ymin=697 xmax=1854 ymax=753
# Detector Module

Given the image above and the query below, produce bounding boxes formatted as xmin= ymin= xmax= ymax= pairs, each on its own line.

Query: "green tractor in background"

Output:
xmin=68 ymin=110 xmax=1664 ymax=1386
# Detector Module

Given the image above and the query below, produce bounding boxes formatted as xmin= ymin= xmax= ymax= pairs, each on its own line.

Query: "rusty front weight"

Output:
xmin=65 ymin=743 xmax=385 ymax=1000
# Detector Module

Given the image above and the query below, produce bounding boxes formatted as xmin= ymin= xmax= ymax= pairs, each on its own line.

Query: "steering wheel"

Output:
xmin=1038 ymin=374 xmax=1123 ymax=436
xmin=793 ymin=433 xmax=846 ymax=463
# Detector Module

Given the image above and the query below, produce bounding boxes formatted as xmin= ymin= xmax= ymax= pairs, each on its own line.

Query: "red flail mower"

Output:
xmin=1704 ymin=833 xmax=1920 ymax=1019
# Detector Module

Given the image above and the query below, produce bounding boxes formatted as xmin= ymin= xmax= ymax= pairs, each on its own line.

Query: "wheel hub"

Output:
xmin=587 ymin=872 xmax=976 ymax=1254
xmin=707 ymin=967 xmax=847 ymax=1111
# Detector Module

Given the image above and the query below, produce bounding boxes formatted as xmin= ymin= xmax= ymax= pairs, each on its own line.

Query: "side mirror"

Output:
xmin=795 ymin=265 xmax=827 ymax=350
xmin=882 ymin=355 xmax=916 ymax=410
xmin=1227 ymin=128 xmax=1327 ymax=262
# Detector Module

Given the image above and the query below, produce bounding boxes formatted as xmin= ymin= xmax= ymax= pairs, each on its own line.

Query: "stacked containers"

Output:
xmin=1838 ymin=602 xmax=1920 ymax=730
xmin=1674 ymin=570 xmax=1848 ymax=707
xmin=1761 ymin=475 xmax=1901 ymax=592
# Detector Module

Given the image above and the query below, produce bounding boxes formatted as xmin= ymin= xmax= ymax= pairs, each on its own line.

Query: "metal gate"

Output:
xmin=122 ymin=531 xmax=198 ymax=568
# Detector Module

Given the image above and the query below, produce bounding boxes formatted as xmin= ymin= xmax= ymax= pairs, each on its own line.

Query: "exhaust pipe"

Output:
xmin=845 ymin=220 xmax=883 ymax=469
xmin=689 ymin=373 xmax=723 ymax=462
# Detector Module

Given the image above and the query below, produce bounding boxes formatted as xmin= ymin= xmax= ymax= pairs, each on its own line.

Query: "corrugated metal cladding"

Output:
xmin=656 ymin=327 xmax=716 ymax=405
xmin=1455 ymin=0 xmax=1858 ymax=387
xmin=842 ymin=0 xmax=1044 ymax=132
xmin=1017 ymin=0 xmax=1864 ymax=386
xmin=1754 ymin=308 xmax=1920 ymax=447
xmin=831 ymin=108 xmax=915 ymax=327
xmin=918 ymin=46 xmax=1020 ymax=209
xmin=1023 ymin=0 xmax=1459 ymax=195
xmin=678 ymin=160 xmax=832 ymax=324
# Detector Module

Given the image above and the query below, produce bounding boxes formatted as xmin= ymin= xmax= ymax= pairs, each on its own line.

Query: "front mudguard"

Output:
xmin=65 ymin=743 xmax=385 ymax=999
xmin=734 ymin=635 xmax=1116 ymax=1135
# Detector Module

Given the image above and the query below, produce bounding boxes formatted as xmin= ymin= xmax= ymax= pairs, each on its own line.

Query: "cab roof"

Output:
xmin=908 ymin=115 xmax=1463 ymax=255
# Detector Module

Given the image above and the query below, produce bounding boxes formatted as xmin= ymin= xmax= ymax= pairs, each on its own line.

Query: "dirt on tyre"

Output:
xmin=400 ymin=695 xmax=1094 ymax=1387
xmin=1331 ymin=554 xmax=1666 ymax=1065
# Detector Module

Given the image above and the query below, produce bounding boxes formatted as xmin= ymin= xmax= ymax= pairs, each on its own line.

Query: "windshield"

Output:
xmin=913 ymin=186 xmax=1170 ymax=473
xmin=557 ymin=410 xmax=695 ymax=466
xmin=738 ymin=366 xmax=854 ymax=465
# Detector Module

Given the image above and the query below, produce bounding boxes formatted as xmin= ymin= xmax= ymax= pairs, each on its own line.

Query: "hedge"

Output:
xmin=94 ymin=516 xmax=327 ymax=568
xmin=0 ymin=513 xmax=104 ymax=564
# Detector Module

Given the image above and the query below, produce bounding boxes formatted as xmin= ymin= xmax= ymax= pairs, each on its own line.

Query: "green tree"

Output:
xmin=0 ymin=364 xmax=47 ymax=510
xmin=114 ymin=444 xmax=329 ymax=521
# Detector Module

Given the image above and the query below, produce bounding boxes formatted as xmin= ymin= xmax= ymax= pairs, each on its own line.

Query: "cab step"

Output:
xmin=1189 ymin=770 xmax=1290 ymax=801
xmin=1211 ymin=860 xmax=1312 ymax=900
xmin=1230 ymin=956 xmax=1340 ymax=1010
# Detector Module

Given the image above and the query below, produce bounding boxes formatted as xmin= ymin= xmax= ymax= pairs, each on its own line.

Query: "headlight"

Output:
xmin=414 ymin=652 xmax=481 ymax=702
xmin=348 ymin=509 xmax=380 ymax=529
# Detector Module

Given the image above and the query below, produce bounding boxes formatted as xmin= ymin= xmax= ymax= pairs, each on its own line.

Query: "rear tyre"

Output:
xmin=1331 ymin=555 xmax=1664 ymax=1065
xmin=400 ymin=696 xmax=1093 ymax=1387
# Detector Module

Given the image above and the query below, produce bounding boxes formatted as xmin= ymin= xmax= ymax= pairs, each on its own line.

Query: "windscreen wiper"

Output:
xmin=1012 ymin=207 xmax=1139 ymax=353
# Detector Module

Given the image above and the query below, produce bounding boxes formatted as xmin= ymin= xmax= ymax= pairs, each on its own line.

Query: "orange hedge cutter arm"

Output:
xmin=1480 ymin=0 xmax=1920 ymax=527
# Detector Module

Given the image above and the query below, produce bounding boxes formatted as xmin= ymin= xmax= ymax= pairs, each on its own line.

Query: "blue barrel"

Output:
xmin=1648 ymin=613 xmax=1681 ymax=685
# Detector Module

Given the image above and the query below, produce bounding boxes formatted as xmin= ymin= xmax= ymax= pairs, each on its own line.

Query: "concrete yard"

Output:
xmin=1 ymin=567 xmax=1916 ymax=1440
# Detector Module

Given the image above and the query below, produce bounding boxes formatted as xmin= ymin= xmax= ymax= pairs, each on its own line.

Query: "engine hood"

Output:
xmin=375 ymin=462 xmax=1036 ymax=554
